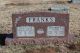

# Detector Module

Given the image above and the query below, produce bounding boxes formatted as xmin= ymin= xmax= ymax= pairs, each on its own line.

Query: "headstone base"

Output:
xmin=5 ymin=34 xmax=75 ymax=45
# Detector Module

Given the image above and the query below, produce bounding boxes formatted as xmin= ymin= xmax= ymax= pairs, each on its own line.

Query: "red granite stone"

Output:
xmin=5 ymin=12 xmax=70 ymax=45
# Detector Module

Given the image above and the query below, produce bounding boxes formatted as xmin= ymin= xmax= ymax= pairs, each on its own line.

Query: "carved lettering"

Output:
xmin=26 ymin=17 xmax=55 ymax=23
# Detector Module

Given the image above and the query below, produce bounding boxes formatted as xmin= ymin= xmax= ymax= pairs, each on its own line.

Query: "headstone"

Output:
xmin=6 ymin=12 xmax=69 ymax=45
xmin=49 ymin=5 xmax=69 ymax=13
xmin=72 ymin=0 xmax=80 ymax=3
xmin=12 ymin=12 xmax=69 ymax=38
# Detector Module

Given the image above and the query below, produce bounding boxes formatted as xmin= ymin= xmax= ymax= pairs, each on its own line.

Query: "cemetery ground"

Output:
xmin=0 ymin=1 xmax=80 ymax=53
xmin=0 ymin=9 xmax=80 ymax=53
xmin=0 ymin=34 xmax=80 ymax=53
xmin=0 ymin=43 xmax=80 ymax=53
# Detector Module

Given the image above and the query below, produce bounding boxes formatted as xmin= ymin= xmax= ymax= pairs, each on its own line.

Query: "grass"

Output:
xmin=0 ymin=45 xmax=56 ymax=53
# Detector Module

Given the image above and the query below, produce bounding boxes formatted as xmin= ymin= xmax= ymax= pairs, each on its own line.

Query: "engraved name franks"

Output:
xmin=26 ymin=17 xmax=55 ymax=23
